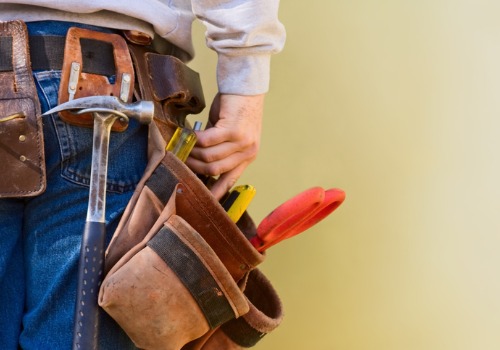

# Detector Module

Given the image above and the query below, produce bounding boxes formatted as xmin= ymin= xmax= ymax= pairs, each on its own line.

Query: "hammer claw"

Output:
xmin=43 ymin=96 xmax=154 ymax=125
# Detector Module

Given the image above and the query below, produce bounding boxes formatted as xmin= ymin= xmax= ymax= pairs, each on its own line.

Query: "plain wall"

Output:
xmin=189 ymin=1 xmax=500 ymax=349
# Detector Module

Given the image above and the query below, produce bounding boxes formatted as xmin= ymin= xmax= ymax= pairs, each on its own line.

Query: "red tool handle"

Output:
xmin=251 ymin=187 xmax=345 ymax=252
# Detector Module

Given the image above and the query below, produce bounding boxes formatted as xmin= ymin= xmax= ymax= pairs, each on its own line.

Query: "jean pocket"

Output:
xmin=34 ymin=70 xmax=148 ymax=193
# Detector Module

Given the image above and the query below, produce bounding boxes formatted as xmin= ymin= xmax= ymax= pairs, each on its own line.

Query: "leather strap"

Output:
xmin=148 ymin=225 xmax=236 ymax=329
xmin=2 ymin=34 xmax=120 ymax=74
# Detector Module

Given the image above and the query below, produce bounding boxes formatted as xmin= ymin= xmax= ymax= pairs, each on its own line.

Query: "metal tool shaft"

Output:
xmin=86 ymin=113 xmax=118 ymax=222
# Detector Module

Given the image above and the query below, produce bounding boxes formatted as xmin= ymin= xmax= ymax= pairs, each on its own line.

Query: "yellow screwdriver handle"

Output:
xmin=222 ymin=185 xmax=256 ymax=222
xmin=165 ymin=125 xmax=198 ymax=162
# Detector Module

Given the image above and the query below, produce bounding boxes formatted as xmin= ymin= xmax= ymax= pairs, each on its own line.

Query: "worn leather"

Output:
xmin=100 ymin=188 xmax=249 ymax=350
xmin=128 ymin=43 xmax=177 ymax=146
xmin=100 ymin=118 xmax=269 ymax=348
xmin=146 ymin=53 xmax=205 ymax=127
xmin=103 ymin=246 xmax=210 ymax=350
xmin=100 ymin=52 xmax=276 ymax=347
xmin=166 ymin=156 xmax=265 ymax=282
xmin=128 ymin=43 xmax=205 ymax=146
xmin=0 ymin=20 xmax=46 ymax=197
xmin=104 ymin=150 xmax=265 ymax=281
xmin=57 ymin=27 xmax=134 ymax=132
xmin=185 ymin=269 xmax=284 ymax=350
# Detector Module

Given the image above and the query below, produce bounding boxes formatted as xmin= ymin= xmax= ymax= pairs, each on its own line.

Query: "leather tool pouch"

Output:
xmin=0 ymin=20 xmax=46 ymax=198
xmin=99 ymin=147 xmax=282 ymax=349
xmin=99 ymin=42 xmax=280 ymax=348
xmin=58 ymin=27 xmax=135 ymax=132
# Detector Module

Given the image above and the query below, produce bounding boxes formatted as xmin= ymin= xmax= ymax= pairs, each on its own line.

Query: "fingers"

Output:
xmin=186 ymin=142 xmax=257 ymax=179
xmin=192 ymin=124 xmax=234 ymax=149
xmin=184 ymin=93 xmax=264 ymax=200
xmin=188 ymin=124 xmax=258 ymax=164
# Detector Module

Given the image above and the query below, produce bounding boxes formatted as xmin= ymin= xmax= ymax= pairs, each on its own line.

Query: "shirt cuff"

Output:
xmin=216 ymin=53 xmax=271 ymax=95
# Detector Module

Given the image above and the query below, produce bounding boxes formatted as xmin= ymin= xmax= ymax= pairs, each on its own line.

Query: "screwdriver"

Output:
xmin=165 ymin=121 xmax=202 ymax=162
xmin=222 ymin=184 xmax=256 ymax=223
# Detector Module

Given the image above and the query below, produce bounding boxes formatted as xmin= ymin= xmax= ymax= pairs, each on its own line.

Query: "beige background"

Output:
xmin=189 ymin=1 xmax=500 ymax=349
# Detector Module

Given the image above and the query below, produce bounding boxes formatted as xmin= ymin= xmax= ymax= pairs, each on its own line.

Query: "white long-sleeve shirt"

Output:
xmin=0 ymin=0 xmax=286 ymax=94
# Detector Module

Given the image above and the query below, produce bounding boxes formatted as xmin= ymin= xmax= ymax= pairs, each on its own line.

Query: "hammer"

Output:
xmin=44 ymin=96 xmax=154 ymax=350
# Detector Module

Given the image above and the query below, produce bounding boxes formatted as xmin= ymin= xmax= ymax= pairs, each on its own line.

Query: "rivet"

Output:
xmin=19 ymin=135 xmax=26 ymax=142
xmin=19 ymin=155 xmax=27 ymax=162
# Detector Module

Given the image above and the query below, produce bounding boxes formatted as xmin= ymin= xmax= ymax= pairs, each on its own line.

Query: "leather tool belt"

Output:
xmin=0 ymin=20 xmax=46 ymax=198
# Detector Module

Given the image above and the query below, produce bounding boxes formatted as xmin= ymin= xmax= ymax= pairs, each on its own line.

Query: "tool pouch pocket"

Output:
xmin=100 ymin=206 xmax=249 ymax=350
xmin=103 ymin=151 xmax=265 ymax=281
xmin=99 ymin=149 xmax=276 ymax=349
xmin=0 ymin=20 xmax=46 ymax=198
xmin=185 ymin=268 xmax=284 ymax=350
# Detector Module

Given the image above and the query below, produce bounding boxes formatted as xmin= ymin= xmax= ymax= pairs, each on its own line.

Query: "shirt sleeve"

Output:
xmin=191 ymin=0 xmax=286 ymax=95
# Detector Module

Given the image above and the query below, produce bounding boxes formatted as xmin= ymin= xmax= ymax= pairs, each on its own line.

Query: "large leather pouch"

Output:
xmin=100 ymin=125 xmax=268 ymax=349
xmin=104 ymin=150 xmax=265 ymax=281
xmin=0 ymin=20 xmax=46 ymax=198
xmin=100 ymin=189 xmax=250 ymax=350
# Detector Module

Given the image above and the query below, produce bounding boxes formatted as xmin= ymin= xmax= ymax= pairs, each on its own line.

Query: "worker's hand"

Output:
xmin=186 ymin=93 xmax=264 ymax=200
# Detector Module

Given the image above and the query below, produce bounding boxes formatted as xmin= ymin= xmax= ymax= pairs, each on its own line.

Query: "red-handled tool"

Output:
xmin=250 ymin=187 xmax=345 ymax=252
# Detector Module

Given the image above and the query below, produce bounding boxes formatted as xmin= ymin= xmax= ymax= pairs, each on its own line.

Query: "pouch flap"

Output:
xmin=146 ymin=53 xmax=205 ymax=118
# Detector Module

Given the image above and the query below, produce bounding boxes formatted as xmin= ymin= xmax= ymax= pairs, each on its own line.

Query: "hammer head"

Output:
xmin=43 ymin=96 xmax=154 ymax=125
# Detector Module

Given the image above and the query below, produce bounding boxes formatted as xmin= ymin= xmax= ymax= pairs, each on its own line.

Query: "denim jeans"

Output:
xmin=0 ymin=22 xmax=147 ymax=349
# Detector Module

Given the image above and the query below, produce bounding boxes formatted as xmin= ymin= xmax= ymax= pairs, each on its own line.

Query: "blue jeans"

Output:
xmin=0 ymin=22 xmax=148 ymax=349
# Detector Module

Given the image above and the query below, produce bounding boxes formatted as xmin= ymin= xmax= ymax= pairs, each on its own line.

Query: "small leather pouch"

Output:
xmin=128 ymin=43 xmax=205 ymax=145
xmin=0 ymin=20 xmax=46 ymax=198
xmin=146 ymin=52 xmax=205 ymax=125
